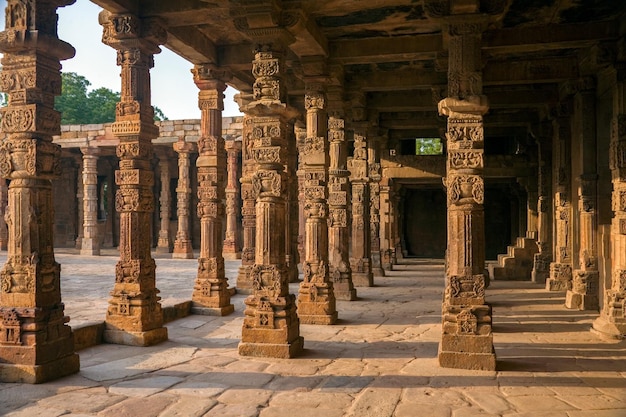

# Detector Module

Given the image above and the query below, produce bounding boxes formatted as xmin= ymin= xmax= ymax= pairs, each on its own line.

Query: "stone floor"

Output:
xmin=1 ymin=250 xmax=625 ymax=417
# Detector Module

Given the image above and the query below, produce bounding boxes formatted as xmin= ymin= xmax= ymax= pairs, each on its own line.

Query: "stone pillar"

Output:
xmin=100 ymin=10 xmax=168 ymax=346
xmin=190 ymin=64 xmax=234 ymax=316
xmin=438 ymin=20 xmax=496 ymax=371
xmin=74 ymin=156 xmax=84 ymax=250
xmin=532 ymin=123 xmax=554 ymax=284
xmin=348 ymin=131 xmax=374 ymax=287
xmin=593 ymin=65 xmax=626 ymax=338
xmin=567 ymin=79 xmax=599 ymax=310
xmin=156 ymin=152 xmax=172 ymax=253
xmin=236 ymin=105 xmax=256 ymax=293
xmin=0 ymin=0 xmax=79 ymax=383
xmin=172 ymin=137 xmax=195 ymax=259
xmin=238 ymin=40 xmax=303 ymax=358
xmin=368 ymin=136 xmax=384 ymax=277
xmin=523 ymin=179 xmax=538 ymax=240
xmin=223 ymin=139 xmax=242 ymax=259
xmin=547 ymin=108 xmax=573 ymax=291
xmin=80 ymin=147 xmax=101 ymax=255
xmin=295 ymin=123 xmax=307 ymax=265
xmin=296 ymin=82 xmax=338 ymax=324
xmin=328 ymin=90 xmax=356 ymax=300
xmin=0 ymin=178 xmax=9 ymax=251
xmin=285 ymin=122 xmax=300 ymax=283
xmin=380 ymin=179 xmax=393 ymax=271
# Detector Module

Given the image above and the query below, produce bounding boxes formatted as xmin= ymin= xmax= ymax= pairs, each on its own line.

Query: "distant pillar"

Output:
xmin=80 ymin=146 xmax=101 ymax=256
xmin=532 ymin=122 xmax=553 ymax=284
xmin=368 ymin=136 xmax=384 ymax=277
xmin=172 ymin=137 xmax=195 ymax=259
xmin=156 ymin=152 xmax=172 ymax=253
xmin=223 ymin=140 xmax=242 ymax=259
xmin=0 ymin=178 xmax=8 ymax=251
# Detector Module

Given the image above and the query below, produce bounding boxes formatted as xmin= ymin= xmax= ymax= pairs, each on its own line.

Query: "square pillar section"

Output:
xmin=0 ymin=0 xmax=80 ymax=383
xmin=100 ymin=11 xmax=168 ymax=346
xmin=80 ymin=146 xmax=101 ymax=256
xmin=438 ymin=19 xmax=495 ymax=371
xmin=190 ymin=64 xmax=234 ymax=316
xmin=238 ymin=38 xmax=303 ymax=358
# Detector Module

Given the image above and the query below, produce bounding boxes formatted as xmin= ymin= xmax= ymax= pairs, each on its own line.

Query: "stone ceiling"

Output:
xmin=89 ymin=0 xmax=626 ymax=139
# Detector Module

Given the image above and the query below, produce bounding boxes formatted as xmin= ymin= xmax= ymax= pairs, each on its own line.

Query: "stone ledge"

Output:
xmin=163 ymin=301 xmax=192 ymax=324
xmin=73 ymin=321 xmax=105 ymax=351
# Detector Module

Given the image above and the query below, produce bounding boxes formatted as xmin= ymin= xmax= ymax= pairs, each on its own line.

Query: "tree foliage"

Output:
xmin=415 ymin=138 xmax=443 ymax=155
xmin=55 ymin=72 xmax=167 ymax=124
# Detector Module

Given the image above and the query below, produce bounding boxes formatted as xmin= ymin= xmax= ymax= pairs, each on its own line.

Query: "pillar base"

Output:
xmin=591 ymin=316 xmax=626 ymax=340
xmin=173 ymin=240 xmax=194 ymax=259
xmin=236 ymin=265 xmax=254 ymax=293
xmin=372 ymin=267 xmax=385 ymax=277
xmin=155 ymin=245 xmax=172 ymax=254
xmin=299 ymin=312 xmax=338 ymax=325
xmin=438 ymin=335 xmax=496 ymax=371
xmin=546 ymin=262 xmax=571 ymax=291
xmin=0 ymin=353 xmax=79 ymax=384
xmin=545 ymin=278 xmax=568 ymax=291
xmin=238 ymin=336 xmax=304 ymax=359
xmin=334 ymin=288 xmax=357 ymax=301
xmin=352 ymin=271 xmax=373 ymax=287
xmin=80 ymin=238 xmax=100 ymax=256
xmin=191 ymin=303 xmax=235 ymax=316
xmin=565 ymin=291 xmax=598 ymax=310
xmin=103 ymin=326 xmax=168 ymax=346
xmin=223 ymin=252 xmax=242 ymax=260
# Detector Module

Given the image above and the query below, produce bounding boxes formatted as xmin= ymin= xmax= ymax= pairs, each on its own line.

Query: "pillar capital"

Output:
xmin=99 ymin=11 xmax=166 ymax=54
xmin=173 ymin=137 xmax=195 ymax=154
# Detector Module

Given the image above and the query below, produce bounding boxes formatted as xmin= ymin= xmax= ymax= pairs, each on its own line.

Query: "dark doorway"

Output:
xmin=403 ymin=187 xmax=447 ymax=257
xmin=484 ymin=183 xmax=516 ymax=260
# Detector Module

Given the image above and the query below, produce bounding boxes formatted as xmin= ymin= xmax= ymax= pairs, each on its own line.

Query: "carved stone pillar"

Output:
xmin=328 ymin=90 xmax=356 ymax=300
xmin=0 ymin=178 xmax=7 ymax=251
xmin=100 ymin=11 xmax=168 ymax=346
xmin=547 ymin=109 xmax=573 ymax=291
xmin=567 ymin=79 xmax=599 ymax=310
xmin=296 ymin=83 xmax=337 ymax=324
xmin=75 ymin=156 xmax=84 ymax=250
xmin=438 ymin=20 xmax=495 ymax=371
xmin=349 ymin=131 xmax=374 ymax=287
xmin=156 ymin=151 xmax=172 ymax=253
xmin=236 ymin=104 xmax=256 ymax=293
xmin=295 ymin=123 xmax=307 ymax=265
xmin=593 ymin=65 xmax=626 ymax=338
xmin=285 ymin=121 xmax=300 ymax=283
xmin=190 ymin=64 xmax=234 ymax=316
xmin=532 ymin=122 xmax=553 ymax=284
xmin=173 ymin=138 xmax=195 ymax=259
xmin=368 ymin=136 xmax=384 ymax=277
xmin=238 ymin=40 xmax=303 ymax=358
xmin=80 ymin=147 xmax=101 ymax=255
xmin=223 ymin=139 xmax=242 ymax=259
xmin=0 ymin=0 xmax=79 ymax=383
xmin=380 ymin=179 xmax=393 ymax=271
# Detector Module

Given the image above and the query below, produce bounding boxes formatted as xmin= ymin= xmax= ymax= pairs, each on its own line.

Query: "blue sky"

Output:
xmin=0 ymin=0 xmax=242 ymax=119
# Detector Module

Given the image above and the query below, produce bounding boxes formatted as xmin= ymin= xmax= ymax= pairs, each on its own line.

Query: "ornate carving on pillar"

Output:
xmin=155 ymin=150 xmax=172 ymax=253
xmin=0 ymin=178 xmax=8 ymax=251
xmin=74 ymin=155 xmax=84 ymax=249
xmin=172 ymin=137 xmax=195 ymax=259
xmin=223 ymin=139 xmax=242 ymax=259
xmin=547 ymin=110 xmax=573 ymax=291
xmin=437 ymin=19 xmax=495 ymax=371
xmin=100 ymin=10 xmax=168 ymax=346
xmin=593 ymin=66 xmax=626 ymax=338
xmin=0 ymin=0 xmax=79 ymax=383
xmin=80 ymin=146 xmax=101 ymax=255
xmin=238 ymin=41 xmax=303 ymax=358
xmin=379 ymin=180 xmax=395 ymax=271
xmin=285 ymin=116 xmax=300 ymax=283
xmin=348 ymin=131 xmax=374 ymax=287
xmin=368 ymin=135 xmax=384 ymax=277
xmin=295 ymin=123 xmax=307 ymax=264
xmin=532 ymin=123 xmax=553 ymax=284
xmin=327 ymin=91 xmax=356 ymax=300
xmin=190 ymin=64 xmax=233 ymax=316
xmin=296 ymin=82 xmax=337 ymax=325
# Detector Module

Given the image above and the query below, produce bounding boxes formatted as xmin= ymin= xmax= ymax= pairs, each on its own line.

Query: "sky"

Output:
xmin=0 ymin=0 xmax=243 ymax=120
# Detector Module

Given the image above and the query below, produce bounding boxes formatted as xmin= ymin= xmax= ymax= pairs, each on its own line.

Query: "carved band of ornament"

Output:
xmin=115 ymin=188 xmax=153 ymax=212
xmin=448 ymin=150 xmax=484 ymax=170
xmin=304 ymin=201 xmax=327 ymax=218
xmin=252 ymin=170 xmax=282 ymax=197
xmin=305 ymin=91 xmax=326 ymax=110
xmin=115 ymin=169 xmax=154 ymax=186
xmin=197 ymin=201 xmax=220 ymax=218
xmin=448 ymin=22 xmax=484 ymax=37
xmin=300 ymin=136 xmax=325 ymax=157
xmin=252 ymin=59 xmax=279 ymax=79
xmin=253 ymin=79 xmax=280 ymax=101
xmin=304 ymin=185 xmax=326 ymax=201
xmin=111 ymin=120 xmax=141 ymax=136
xmin=0 ymin=69 xmax=36 ymax=92
xmin=328 ymin=129 xmax=345 ymax=142
xmin=250 ymin=264 xmax=283 ymax=299
xmin=455 ymin=309 xmax=478 ymax=335
xmin=328 ymin=208 xmax=347 ymax=228
xmin=328 ymin=117 xmax=345 ymax=130
xmin=199 ymin=98 xmax=220 ymax=111
xmin=0 ymin=106 xmax=34 ymax=132
xmin=252 ymin=122 xmax=281 ymax=141
xmin=302 ymin=260 xmax=328 ymax=284
xmin=550 ymin=262 xmax=572 ymax=279
xmin=447 ymin=72 xmax=483 ymax=99
xmin=448 ymin=274 xmax=486 ymax=299
xmin=116 ymin=142 xmax=150 ymax=159
xmin=328 ymin=191 xmax=347 ymax=207
xmin=447 ymin=174 xmax=484 ymax=205
xmin=252 ymin=147 xmax=281 ymax=164
xmin=0 ymin=254 xmax=37 ymax=294
xmin=0 ymin=307 xmax=23 ymax=346
xmin=446 ymin=122 xmax=483 ymax=149
xmin=198 ymin=185 xmax=218 ymax=201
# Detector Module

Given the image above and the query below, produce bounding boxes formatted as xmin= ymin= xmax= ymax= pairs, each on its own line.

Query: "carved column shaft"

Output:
xmin=295 ymin=124 xmax=307 ymax=264
xmin=368 ymin=136 xmax=384 ymax=277
xmin=438 ymin=20 xmax=495 ymax=371
xmin=238 ymin=42 xmax=303 ymax=358
xmin=223 ymin=139 xmax=242 ymax=259
xmin=190 ymin=66 xmax=233 ymax=316
xmin=328 ymin=104 xmax=356 ymax=300
xmin=80 ymin=147 xmax=100 ymax=255
xmin=567 ymin=82 xmax=599 ymax=310
xmin=296 ymin=83 xmax=337 ymax=324
xmin=0 ymin=178 xmax=7 ymax=251
xmin=532 ymin=124 xmax=553 ymax=284
xmin=0 ymin=0 xmax=79 ymax=383
xmin=172 ymin=138 xmax=195 ymax=259
xmin=593 ymin=66 xmax=626 ymax=338
xmin=100 ymin=11 xmax=168 ymax=346
xmin=547 ymin=111 xmax=573 ymax=291
xmin=379 ymin=180 xmax=392 ymax=270
xmin=156 ymin=153 xmax=172 ymax=253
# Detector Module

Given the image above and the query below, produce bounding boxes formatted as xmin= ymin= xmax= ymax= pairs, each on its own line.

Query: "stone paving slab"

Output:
xmin=0 ymin=253 xmax=625 ymax=416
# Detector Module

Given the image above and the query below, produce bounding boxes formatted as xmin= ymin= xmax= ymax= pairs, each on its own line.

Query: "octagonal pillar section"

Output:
xmin=100 ymin=11 xmax=168 ymax=346
xmin=0 ymin=0 xmax=79 ymax=383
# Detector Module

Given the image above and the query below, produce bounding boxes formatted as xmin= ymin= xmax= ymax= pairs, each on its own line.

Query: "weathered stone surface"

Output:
xmin=109 ymin=375 xmax=184 ymax=397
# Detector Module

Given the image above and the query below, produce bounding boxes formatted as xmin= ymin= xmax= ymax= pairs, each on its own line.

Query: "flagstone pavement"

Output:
xmin=1 ymin=250 xmax=625 ymax=417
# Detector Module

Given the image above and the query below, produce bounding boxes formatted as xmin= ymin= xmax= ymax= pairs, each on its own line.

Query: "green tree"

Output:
xmin=415 ymin=138 xmax=443 ymax=155
xmin=55 ymin=72 xmax=167 ymax=124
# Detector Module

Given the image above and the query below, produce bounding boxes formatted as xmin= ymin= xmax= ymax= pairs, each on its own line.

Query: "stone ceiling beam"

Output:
xmin=348 ymin=69 xmax=447 ymax=92
xmin=91 ymin=0 xmax=138 ymax=14
xmin=166 ymin=26 xmax=217 ymax=64
xmin=330 ymin=34 xmax=442 ymax=64
xmin=484 ymin=56 xmax=579 ymax=85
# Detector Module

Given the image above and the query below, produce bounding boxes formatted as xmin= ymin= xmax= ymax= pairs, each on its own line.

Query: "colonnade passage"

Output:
xmin=1 ymin=0 xmax=626 ymax=383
